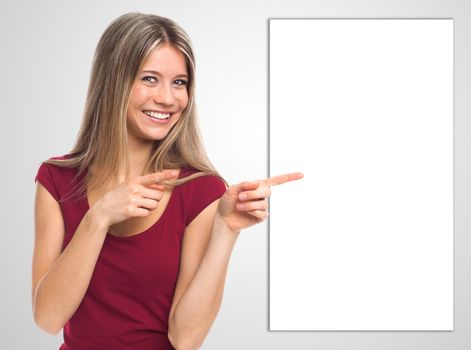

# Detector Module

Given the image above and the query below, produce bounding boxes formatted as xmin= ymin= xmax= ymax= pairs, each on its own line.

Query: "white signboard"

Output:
xmin=269 ymin=19 xmax=453 ymax=330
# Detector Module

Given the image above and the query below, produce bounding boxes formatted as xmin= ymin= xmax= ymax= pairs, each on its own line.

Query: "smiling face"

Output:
xmin=126 ymin=43 xmax=189 ymax=144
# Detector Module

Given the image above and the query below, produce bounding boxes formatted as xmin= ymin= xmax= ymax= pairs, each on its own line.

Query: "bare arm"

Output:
xmin=33 ymin=183 xmax=109 ymax=334
xmin=168 ymin=212 xmax=239 ymax=350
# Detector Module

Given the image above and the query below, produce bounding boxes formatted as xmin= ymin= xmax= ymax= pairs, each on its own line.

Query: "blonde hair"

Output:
xmin=39 ymin=12 xmax=228 ymax=203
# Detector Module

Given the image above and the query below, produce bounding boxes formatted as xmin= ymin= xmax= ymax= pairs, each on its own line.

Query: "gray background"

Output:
xmin=1 ymin=0 xmax=469 ymax=349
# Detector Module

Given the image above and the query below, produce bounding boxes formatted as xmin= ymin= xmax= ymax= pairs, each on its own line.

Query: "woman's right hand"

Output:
xmin=90 ymin=169 xmax=180 ymax=228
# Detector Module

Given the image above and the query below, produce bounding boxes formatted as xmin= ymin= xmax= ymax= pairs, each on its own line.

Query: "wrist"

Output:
xmin=86 ymin=206 xmax=110 ymax=231
xmin=213 ymin=212 xmax=241 ymax=236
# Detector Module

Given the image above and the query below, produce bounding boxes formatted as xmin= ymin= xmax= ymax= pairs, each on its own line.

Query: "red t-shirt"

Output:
xmin=34 ymin=154 xmax=227 ymax=350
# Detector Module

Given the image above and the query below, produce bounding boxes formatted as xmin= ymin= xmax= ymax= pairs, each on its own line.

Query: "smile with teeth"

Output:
xmin=143 ymin=110 xmax=171 ymax=120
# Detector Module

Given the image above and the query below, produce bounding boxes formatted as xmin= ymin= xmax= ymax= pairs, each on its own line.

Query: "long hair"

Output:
xmin=39 ymin=12 xmax=228 ymax=203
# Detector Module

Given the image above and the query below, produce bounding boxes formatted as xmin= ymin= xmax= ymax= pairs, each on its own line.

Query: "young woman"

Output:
xmin=32 ymin=12 xmax=303 ymax=350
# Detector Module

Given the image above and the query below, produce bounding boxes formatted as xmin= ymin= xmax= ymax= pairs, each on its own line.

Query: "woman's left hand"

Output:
xmin=217 ymin=172 xmax=304 ymax=233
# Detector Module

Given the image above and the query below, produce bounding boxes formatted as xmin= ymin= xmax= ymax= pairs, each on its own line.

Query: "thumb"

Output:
xmin=228 ymin=180 xmax=259 ymax=196
xmin=148 ymin=183 xmax=166 ymax=191
xmin=140 ymin=169 xmax=180 ymax=186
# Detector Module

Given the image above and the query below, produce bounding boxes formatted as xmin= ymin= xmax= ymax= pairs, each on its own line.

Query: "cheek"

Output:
xmin=179 ymin=93 xmax=189 ymax=110
xmin=129 ymin=86 xmax=147 ymax=106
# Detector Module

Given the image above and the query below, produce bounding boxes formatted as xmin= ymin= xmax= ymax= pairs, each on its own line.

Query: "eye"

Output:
xmin=174 ymin=79 xmax=188 ymax=86
xmin=142 ymin=76 xmax=157 ymax=83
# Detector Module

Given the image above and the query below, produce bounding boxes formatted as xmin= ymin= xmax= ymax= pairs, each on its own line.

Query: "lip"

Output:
xmin=142 ymin=109 xmax=174 ymax=114
xmin=142 ymin=111 xmax=172 ymax=124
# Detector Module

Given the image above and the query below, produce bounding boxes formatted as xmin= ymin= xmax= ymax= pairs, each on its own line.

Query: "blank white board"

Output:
xmin=269 ymin=19 xmax=453 ymax=330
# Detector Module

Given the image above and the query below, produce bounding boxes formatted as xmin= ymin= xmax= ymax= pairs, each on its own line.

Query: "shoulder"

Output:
xmin=39 ymin=153 xmax=74 ymax=166
xmin=35 ymin=153 xmax=81 ymax=202
xmin=180 ymin=166 xmax=227 ymax=191
xmin=43 ymin=153 xmax=74 ymax=163
xmin=37 ymin=153 xmax=77 ymax=176
xmin=36 ymin=153 xmax=69 ymax=172
xmin=178 ymin=166 xmax=227 ymax=226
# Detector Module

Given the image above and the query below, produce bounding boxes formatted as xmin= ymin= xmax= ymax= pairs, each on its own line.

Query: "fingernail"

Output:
xmin=239 ymin=193 xmax=247 ymax=199
xmin=237 ymin=203 xmax=245 ymax=209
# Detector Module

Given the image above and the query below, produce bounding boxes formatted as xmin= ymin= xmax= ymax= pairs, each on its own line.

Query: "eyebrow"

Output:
xmin=141 ymin=70 xmax=189 ymax=79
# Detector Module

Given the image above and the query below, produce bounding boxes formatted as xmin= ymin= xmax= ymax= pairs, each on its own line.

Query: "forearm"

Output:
xmin=33 ymin=210 xmax=108 ymax=334
xmin=169 ymin=213 xmax=240 ymax=350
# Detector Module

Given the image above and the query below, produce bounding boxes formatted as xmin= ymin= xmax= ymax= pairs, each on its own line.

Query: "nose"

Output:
xmin=153 ymin=82 xmax=175 ymax=106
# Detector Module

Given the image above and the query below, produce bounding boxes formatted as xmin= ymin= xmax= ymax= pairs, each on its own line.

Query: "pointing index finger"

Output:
xmin=263 ymin=172 xmax=304 ymax=187
xmin=140 ymin=169 xmax=180 ymax=186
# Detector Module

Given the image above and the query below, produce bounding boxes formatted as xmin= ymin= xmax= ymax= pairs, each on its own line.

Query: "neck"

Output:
xmin=89 ymin=140 xmax=156 ymax=184
xmin=125 ymin=138 xmax=155 ymax=178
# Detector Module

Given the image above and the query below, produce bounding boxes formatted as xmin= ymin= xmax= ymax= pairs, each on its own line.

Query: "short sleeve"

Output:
xmin=34 ymin=162 xmax=60 ymax=202
xmin=185 ymin=175 xmax=227 ymax=226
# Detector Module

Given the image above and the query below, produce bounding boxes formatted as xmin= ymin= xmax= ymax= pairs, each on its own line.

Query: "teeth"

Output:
xmin=143 ymin=110 xmax=171 ymax=119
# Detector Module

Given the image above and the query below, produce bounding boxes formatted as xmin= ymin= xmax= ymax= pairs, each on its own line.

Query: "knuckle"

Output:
xmin=125 ymin=204 xmax=134 ymax=215
xmin=130 ymin=197 xmax=141 ymax=208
